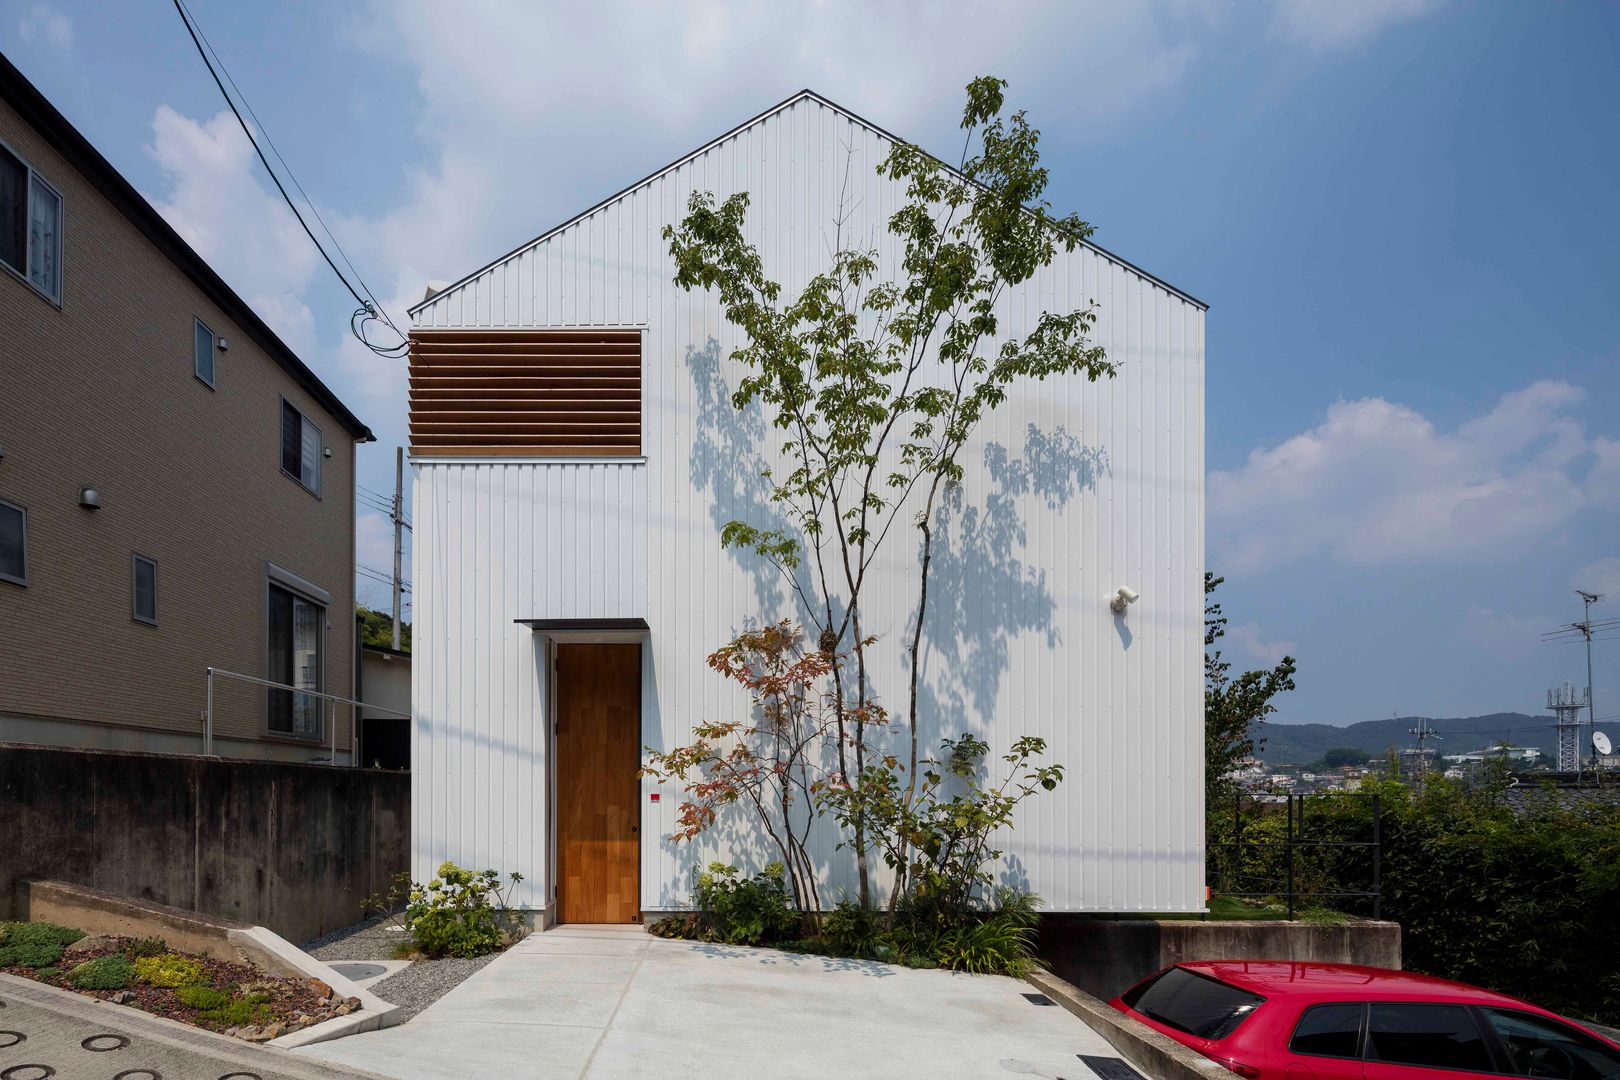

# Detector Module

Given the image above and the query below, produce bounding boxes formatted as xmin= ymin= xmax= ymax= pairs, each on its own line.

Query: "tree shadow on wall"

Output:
xmin=685 ymin=338 xmax=821 ymax=625
xmin=915 ymin=425 xmax=1109 ymax=738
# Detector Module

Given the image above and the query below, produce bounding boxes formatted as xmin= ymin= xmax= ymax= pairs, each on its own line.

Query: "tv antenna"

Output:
xmin=1595 ymin=730 xmax=1613 ymax=771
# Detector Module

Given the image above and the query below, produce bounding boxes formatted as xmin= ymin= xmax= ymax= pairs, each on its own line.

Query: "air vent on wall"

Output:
xmin=408 ymin=329 xmax=641 ymax=457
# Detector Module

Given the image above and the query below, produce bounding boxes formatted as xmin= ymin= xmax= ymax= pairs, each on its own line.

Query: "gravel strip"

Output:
xmin=302 ymin=915 xmax=503 ymax=1023
xmin=304 ymin=914 xmax=411 ymax=961
xmin=363 ymin=954 xmax=498 ymax=1022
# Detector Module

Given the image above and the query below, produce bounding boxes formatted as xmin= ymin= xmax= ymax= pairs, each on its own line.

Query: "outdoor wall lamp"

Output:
xmin=1110 ymin=585 xmax=1139 ymax=614
xmin=79 ymin=487 xmax=102 ymax=510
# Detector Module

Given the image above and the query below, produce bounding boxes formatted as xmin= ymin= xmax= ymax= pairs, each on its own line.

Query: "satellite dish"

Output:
xmin=1594 ymin=731 xmax=1613 ymax=756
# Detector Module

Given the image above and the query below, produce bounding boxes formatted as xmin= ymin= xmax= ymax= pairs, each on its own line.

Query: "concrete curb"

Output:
xmin=18 ymin=878 xmax=401 ymax=1046
xmin=1026 ymin=969 xmax=1235 ymax=1080
xmin=0 ymin=972 xmax=395 ymax=1079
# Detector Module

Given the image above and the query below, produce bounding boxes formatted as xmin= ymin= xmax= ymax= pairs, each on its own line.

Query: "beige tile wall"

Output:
xmin=0 ymin=97 xmax=361 ymax=760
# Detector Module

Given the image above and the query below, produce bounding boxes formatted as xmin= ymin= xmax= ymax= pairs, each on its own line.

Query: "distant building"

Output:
xmin=357 ymin=639 xmax=410 ymax=770
xmin=1444 ymin=746 xmax=1541 ymax=765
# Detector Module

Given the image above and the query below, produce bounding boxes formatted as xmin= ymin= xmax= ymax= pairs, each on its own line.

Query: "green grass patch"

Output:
xmin=175 ymin=984 xmax=232 ymax=1010
xmin=67 ymin=955 xmax=133 ymax=990
xmin=0 ymin=921 xmax=85 ymax=968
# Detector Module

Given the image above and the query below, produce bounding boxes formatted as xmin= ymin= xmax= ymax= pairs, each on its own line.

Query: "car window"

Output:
xmin=1366 ymin=1003 xmax=1493 ymax=1072
xmin=1122 ymin=967 xmax=1266 ymax=1042
xmin=1482 ymin=1009 xmax=1620 ymax=1080
xmin=1293 ymin=1003 xmax=1364 ymax=1059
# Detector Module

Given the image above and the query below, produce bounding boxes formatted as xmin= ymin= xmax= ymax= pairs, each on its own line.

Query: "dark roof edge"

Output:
xmin=0 ymin=52 xmax=374 ymax=441
xmin=411 ymin=87 xmax=1206 ymax=316
xmin=516 ymin=618 xmax=650 ymax=632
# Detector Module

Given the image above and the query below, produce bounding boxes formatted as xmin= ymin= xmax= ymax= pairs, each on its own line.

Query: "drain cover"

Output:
xmin=1078 ymin=1056 xmax=1145 ymax=1080
xmin=1022 ymin=992 xmax=1056 ymax=1006
xmin=329 ymin=962 xmax=388 ymax=981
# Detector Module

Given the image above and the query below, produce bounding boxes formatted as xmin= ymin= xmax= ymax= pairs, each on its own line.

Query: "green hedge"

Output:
xmin=1209 ymin=777 xmax=1620 ymax=1025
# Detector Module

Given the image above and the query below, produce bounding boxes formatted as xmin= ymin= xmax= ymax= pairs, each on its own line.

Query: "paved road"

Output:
xmin=0 ymin=973 xmax=387 ymax=1080
xmin=296 ymin=925 xmax=1118 ymax=1080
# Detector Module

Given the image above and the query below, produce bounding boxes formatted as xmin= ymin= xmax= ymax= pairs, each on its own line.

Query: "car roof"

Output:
xmin=1178 ymin=962 xmax=1532 ymax=1008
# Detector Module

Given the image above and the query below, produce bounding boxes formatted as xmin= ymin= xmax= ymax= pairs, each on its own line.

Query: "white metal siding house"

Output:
xmin=408 ymin=91 xmax=1206 ymax=922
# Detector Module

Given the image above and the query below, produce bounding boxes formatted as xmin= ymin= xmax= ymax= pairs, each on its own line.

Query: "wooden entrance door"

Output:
xmin=555 ymin=643 xmax=641 ymax=923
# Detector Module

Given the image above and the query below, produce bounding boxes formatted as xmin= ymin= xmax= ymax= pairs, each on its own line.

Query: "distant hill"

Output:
xmin=1255 ymin=712 xmax=1561 ymax=766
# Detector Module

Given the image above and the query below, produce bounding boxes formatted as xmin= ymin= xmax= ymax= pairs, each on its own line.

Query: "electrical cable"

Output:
xmin=170 ymin=0 xmax=409 ymax=357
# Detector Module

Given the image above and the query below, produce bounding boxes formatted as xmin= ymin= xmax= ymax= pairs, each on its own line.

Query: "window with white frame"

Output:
xmin=267 ymin=581 xmax=324 ymax=737
xmin=0 ymin=141 xmax=62 ymax=303
xmin=131 ymin=554 xmax=157 ymax=625
xmin=0 ymin=498 xmax=26 ymax=586
xmin=194 ymin=318 xmax=216 ymax=387
xmin=279 ymin=399 xmax=321 ymax=495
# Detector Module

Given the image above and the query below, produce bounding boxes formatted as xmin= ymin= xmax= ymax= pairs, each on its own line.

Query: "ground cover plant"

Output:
xmin=0 ymin=923 xmax=363 ymax=1041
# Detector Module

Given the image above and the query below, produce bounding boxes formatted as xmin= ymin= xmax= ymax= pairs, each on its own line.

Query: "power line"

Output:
xmin=170 ymin=0 xmax=409 ymax=358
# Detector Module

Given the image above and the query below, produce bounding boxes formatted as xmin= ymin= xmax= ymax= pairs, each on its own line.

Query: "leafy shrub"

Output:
xmin=68 ymin=955 xmax=133 ymax=990
xmin=822 ymin=899 xmax=884 ymax=959
xmin=0 ymin=921 xmax=85 ymax=968
xmin=175 ymin=984 xmax=231 ymax=1010
xmin=133 ymin=953 xmax=206 ymax=988
xmin=932 ymin=892 xmax=1041 ymax=976
xmin=694 ymin=862 xmax=799 ymax=945
xmin=405 ymin=861 xmax=524 ymax=958
xmin=121 ymin=937 xmax=168 ymax=960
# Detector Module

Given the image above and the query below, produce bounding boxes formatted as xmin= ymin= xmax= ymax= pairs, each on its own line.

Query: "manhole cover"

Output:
xmin=1078 ymin=1056 xmax=1146 ymax=1080
xmin=330 ymin=962 xmax=388 ymax=980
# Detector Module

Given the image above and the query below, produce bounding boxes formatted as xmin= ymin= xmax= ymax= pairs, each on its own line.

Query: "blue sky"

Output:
xmin=4 ymin=1 xmax=1616 ymax=729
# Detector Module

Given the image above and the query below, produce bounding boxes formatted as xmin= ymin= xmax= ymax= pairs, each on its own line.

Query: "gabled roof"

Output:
xmin=0 ymin=53 xmax=373 ymax=442
xmin=409 ymin=88 xmax=1205 ymax=317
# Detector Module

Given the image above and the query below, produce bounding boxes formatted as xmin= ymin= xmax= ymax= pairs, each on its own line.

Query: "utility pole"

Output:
xmin=1576 ymin=590 xmax=1604 ymax=749
xmin=1408 ymin=718 xmax=1440 ymax=792
xmin=391 ymin=446 xmax=404 ymax=651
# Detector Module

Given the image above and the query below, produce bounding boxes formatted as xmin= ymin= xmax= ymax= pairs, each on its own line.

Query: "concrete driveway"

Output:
xmin=295 ymin=925 xmax=1120 ymax=1080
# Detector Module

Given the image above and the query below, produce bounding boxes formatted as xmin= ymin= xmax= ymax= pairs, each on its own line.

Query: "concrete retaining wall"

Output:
xmin=0 ymin=743 xmax=408 ymax=944
xmin=1038 ymin=916 xmax=1403 ymax=1001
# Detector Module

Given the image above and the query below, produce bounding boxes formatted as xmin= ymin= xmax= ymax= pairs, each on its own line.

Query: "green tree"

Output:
xmin=662 ymin=76 xmax=1112 ymax=907
xmin=1206 ymin=572 xmax=1297 ymax=805
xmin=357 ymin=607 xmax=410 ymax=653
xmin=1319 ymin=747 xmax=1368 ymax=770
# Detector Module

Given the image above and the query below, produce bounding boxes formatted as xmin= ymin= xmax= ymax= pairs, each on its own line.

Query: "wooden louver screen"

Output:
xmin=409 ymin=329 xmax=641 ymax=456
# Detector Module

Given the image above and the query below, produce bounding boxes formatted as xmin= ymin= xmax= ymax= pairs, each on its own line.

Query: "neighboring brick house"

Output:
xmin=0 ymin=54 xmax=374 ymax=763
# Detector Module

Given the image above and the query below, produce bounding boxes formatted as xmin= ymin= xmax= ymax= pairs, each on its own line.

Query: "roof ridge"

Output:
xmin=408 ymin=88 xmax=1205 ymax=317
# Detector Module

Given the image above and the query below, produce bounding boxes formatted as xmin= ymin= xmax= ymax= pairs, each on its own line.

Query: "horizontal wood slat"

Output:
xmin=410 ymin=330 xmax=641 ymax=456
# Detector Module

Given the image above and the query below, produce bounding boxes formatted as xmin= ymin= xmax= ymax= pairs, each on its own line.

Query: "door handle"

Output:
xmin=631 ymin=824 xmax=639 ymax=834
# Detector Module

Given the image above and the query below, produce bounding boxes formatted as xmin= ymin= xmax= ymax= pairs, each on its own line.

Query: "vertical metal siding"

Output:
xmin=411 ymin=96 xmax=1205 ymax=912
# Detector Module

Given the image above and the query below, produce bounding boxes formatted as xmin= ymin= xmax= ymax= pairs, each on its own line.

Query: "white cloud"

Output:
xmin=1226 ymin=621 xmax=1296 ymax=666
xmin=1210 ymin=381 xmax=1615 ymax=573
xmin=1457 ymin=603 xmax=1559 ymax=660
xmin=145 ymin=107 xmax=321 ymax=358
xmin=287 ymin=0 xmax=1220 ymax=433
xmin=1589 ymin=436 xmax=1620 ymax=509
xmin=17 ymin=4 xmax=71 ymax=52
xmin=1574 ymin=557 xmax=1620 ymax=602
xmin=1272 ymin=0 xmax=1443 ymax=48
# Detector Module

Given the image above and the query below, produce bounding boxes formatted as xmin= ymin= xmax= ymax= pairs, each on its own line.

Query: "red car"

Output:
xmin=1109 ymin=962 xmax=1620 ymax=1080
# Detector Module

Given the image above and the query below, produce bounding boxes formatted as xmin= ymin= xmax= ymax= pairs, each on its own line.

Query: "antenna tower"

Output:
xmin=1548 ymin=681 xmax=1588 ymax=773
